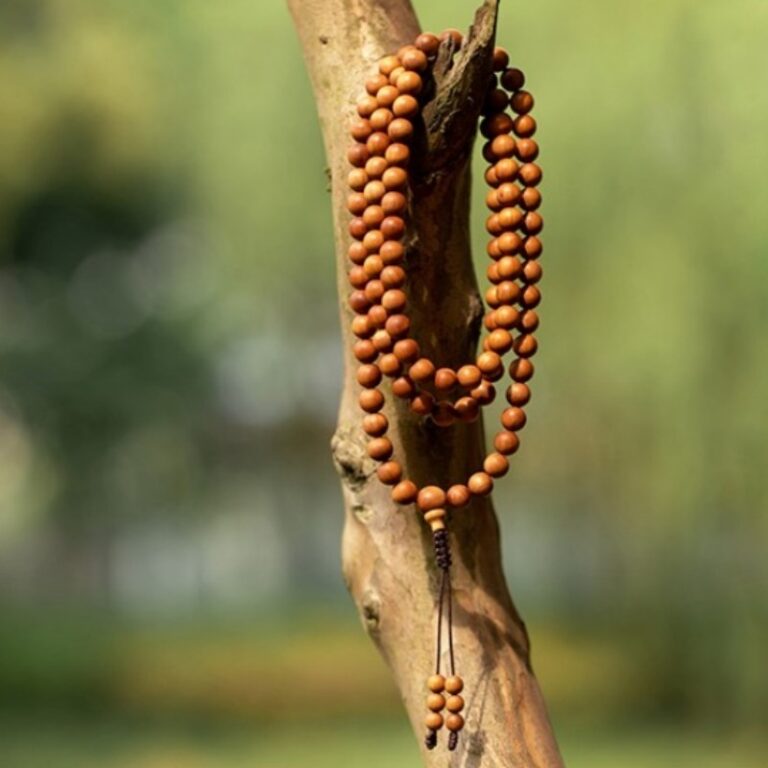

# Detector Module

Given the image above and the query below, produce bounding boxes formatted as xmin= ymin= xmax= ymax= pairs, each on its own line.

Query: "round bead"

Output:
xmin=388 ymin=118 xmax=414 ymax=141
xmin=417 ymin=485 xmax=446 ymax=511
xmin=446 ymin=714 xmax=465 ymax=732
xmin=415 ymin=33 xmax=440 ymax=56
xmin=511 ymin=90 xmax=534 ymax=114
xmin=446 ymin=484 xmax=471 ymax=508
xmin=409 ymin=358 xmax=436 ymax=382
xmin=357 ymin=364 xmax=382 ymax=389
xmin=434 ymin=368 xmax=457 ymax=390
xmin=514 ymin=334 xmax=538 ymax=358
xmin=392 ymin=94 xmax=419 ymax=117
xmin=359 ymin=388 xmax=384 ymax=413
xmin=411 ymin=392 xmax=434 ymax=415
xmin=347 ymin=143 xmax=369 ymax=167
xmin=454 ymin=396 xmax=479 ymax=422
xmin=494 ymin=430 xmax=520 ymax=455
xmin=428 ymin=674 xmax=446 ymax=692
xmin=514 ymin=114 xmax=537 ymax=138
xmin=366 ymin=74 xmax=388 ymax=95
xmin=382 ymin=289 xmax=406 ymax=312
xmin=524 ymin=236 xmax=543 ymax=258
xmin=509 ymin=358 xmax=534 ymax=382
xmin=385 ymin=142 xmax=410 ymax=166
xmin=381 ymin=265 xmax=406 ymax=287
xmin=487 ymin=328 xmax=513 ymax=354
xmin=494 ymin=305 xmax=520 ymax=329
xmin=521 ymin=187 xmax=542 ymax=211
xmin=348 ymin=168 xmax=368 ymax=190
xmin=363 ymin=413 xmax=388 ymax=436
xmin=468 ymin=471 xmax=493 ymax=496
xmin=351 ymin=315 xmax=373 ymax=338
xmin=378 ymin=55 xmax=400 ymax=76
xmin=492 ymin=47 xmax=509 ymax=71
xmin=362 ymin=202 xmax=385 ymax=225
xmin=516 ymin=138 xmax=539 ymax=162
xmin=401 ymin=48 xmax=428 ymax=72
xmin=501 ymin=67 xmax=525 ymax=91
xmin=440 ymin=29 xmax=463 ymax=47
xmin=457 ymin=365 xmax=482 ymax=388
xmin=446 ymin=694 xmax=465 ymax=713
xmin=470 ymin=380 xmax=495 ymax=405
xmin=379 ymin=353 xmax=400 ymax=376
xmin=377 ymin=461 xmax=402 ymax=484
xmin=477 ymin=351 xmax=502 ymax=375
xmin=427 ymin=693 xmax=446 ymax=712
xmin=381 ymin=191 xmax=407 ymax=215
xmin=367 ymin=132 xmax=391 ymax=155
xmin=425 ymin=712 xmax=444 ymax=730
xmin=506 ymin=382 xmax=531 ymax=406
xmin=354 ymin=339 xmax=377 ymax=362
xmin=393 ymin=339 xmax=419 ymax=362
xmin=445 ymin=676 xmax=463 ymax=694
xmin=490 ymin=134 xmax=516 ymax=158
xmin=501 ymin=406 xmax=527 ymax=431
xmin=484 ymin=452 xmax=509 ymax=477
xmin=370 ymin=107 xmax=393 ymax=131
xmin=392 ymin=480 xmax=418 ymax=504
xmin=519 ymin=310 xmax=539 ymax=333
xmin=382 ymin=167 xmax=407 ymax=190
xmin=392 ymin=376 xmax=415 ymax=399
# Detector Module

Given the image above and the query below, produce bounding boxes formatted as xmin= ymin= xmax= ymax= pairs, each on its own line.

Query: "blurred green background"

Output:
xmin=1 ymin=0 xmax=766 ymax=765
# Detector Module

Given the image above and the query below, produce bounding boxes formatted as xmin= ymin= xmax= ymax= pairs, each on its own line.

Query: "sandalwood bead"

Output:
xmin=516 ymin=138 xmax=539 ymax=162
xmin=485 ymin=88 xmax=508 ymax=113
xmin=409 ymin=358 xmax=435 ymax=382
xmin=363 ymin=229 xmax=384 ymax=252
xmin=392 ymin=480 xmax=418 ymax=504
xmin=348 ymin=143 xmax=369 ymax=167
xmin=348 ymin=217 xmax=367 ymax=239
xmin=396 ymin=71 xmax=423 ymax=94
xmin=350 ymin=118 xmax=372 ymax=141
xmin=497 ymin=183 xmax=521 ymax=208
xmin=382 ymin=167 xmax=407 ymax=190
xmin=506 ymin=382 xmax=531 ymax=406
xmin=381 ymin=265 xmax=406 ymax=288
xmin=509 ymin=357 xmax=534 ymax=382
xmin=363 ymin=413 xmax=388 ymax=436
xmin=415 ymin=33 xmax=440 ymax=56
xmin=366 ymin=131 xmax=390 ymax=155
xmin=348 ymin=290 xmax=370 ymax=314
xmin=524 ymin=212 xmax=543 ymax=235
xmin=363 ymin=255 xmax=383 ymax=277
xmin=487 ymin=238 xmax=502 ymax=259
xmin=501 ymin=67 xmax=525 ymax=91
xmin=347 ymin=193 xmax=367 ymax=215
xmin=494 ymin=305 xmax=520 ymax=329
xmin=357 ymin=94 xmax=379 ymax=117
xmin=363 ymin=181 xmax=386 ymax=203
xmin=363 ymin=281 xmax=384 ymax=303
xmin=497 ymin=281 xmax=521 ymax=304
xmin=483 ymin=113 xmax=514 ymax=139
xmin=477 ymin=350 xmax=502 ymax=374
xmin=386 ymin=315 xmax=410 ymax=340
xmin=378 ymin=55 xmax=400 ymax=76
xmin=484 ymin=452 xmax=509 ymax=477
xmin=445 ymin=676 xmax=464 ymax=694
xmin=385 ymin=142 xmax=410 ymax=166
xmin=377 ymin=461 xmax=402 ymax=484
xmin=348 ymin=266 xmax=367 ymax=288
xmin=427 ymin=693 xmax=446 ymax=712
xmin=388 ymin=65 xmax=405 ymax=85
xmin=380 ymin=240 xmax=404 ymax=264
xmin=372 ymin=330 xmax=393 ymax=352
xmin=354 ymin=339 xmax=377 ymax=362
xmin=392 ymin=376 xmax=415 ymax=399
xmin=382 ymin=289 xmax=406 ymax=312
xmin=514 ymin=333 xmax=538 ymax=358
xmin=492 ymin=47 xmax=510 ymax=71
xmin=487 ymin=328 xmax=513 ymax=354
xmin=514 ymin=114 xmax=537 ymax=138
xmin=366 ymin=73 xmax=388 ymax=95
xmin=370 ymin=107 xmax=393 ymax=131
xmin=490 ymin=134 xmax=516 ymax=158
xmin=393 ymin=94 xmax=419 ymax=117
xmin=521 ymin=285 xmax=541 ymax=308
xmin=348 ymin=168 xmax=368 ymax=190
xmin=521 ymin=186 xmax=542 ymax=211
xmin=519 ymin=310 xmax=539 ymax=332
xmin=446 ymin=714 xmax=465 ymax=732
xmin=359 ymin=388 xmax=384 ymax=412
xmin=487 ymin=262 xmax=501 ymax=284
xmin=495 ymin=158 xmax=520 ymax=183
xmin=357 ymin=364 xmax=382 ymax=388
xmin=468 ymin=471 xmax=493 ymax=496
xmin=457 ymin=365 xmax=482 ymax=388
xmin=498 ymin=255 xmax=522 ymax=280
xmin=440 ymin=28 xmax=463 ymax=47
xmin=381 ymin=191 xmax=407 ymax=214
xmin=485 ymin=189 xmax=501 ymax=212
xmin=379 ymin=353 xmax=401 ymax=376
xmin=446 ymin=484 xmax=471 ymax=508
xmin=362 ymin=203 xmax=385 ymax=227
xmin=486 ymin=213 xmax=503 ymax=236
xmin=411 ymin=392 xmax=434 ymax=415
xmin=428 ymin=674 xmax=446 ymax=692
xmin=351 ymin=315 xmax=373 ymax=338
xmin=434 ymin=368 xmax=457 ymax=390
xmin=523 ymin=260 xmax=543 ymax=284
xmin=454 ymin=396 xmax=479 ymax=422
xmin=501 ymin=406 xmax=527 ymax=431
xmin=388 ymin=118 xmax=414 ymax=141
xmin=348 ymin=242 xmax=368 ymax=264
xmin=381 ymin=216 xmax=405 ymax=239
xmin=494 ymin=430 xmax=520 ymax=455
xmin=446 ymin=694 xmax=465 ymax=713
xmin=417 ymin=485 xmax=446 ymax=511
xmin=425 ymin=712 xmax=444 ymax=730
xmin=365 ymin=156 xmax=388 ymax=179
xmin=524 ymin=236 xmax=543 ymax=258
xmin=393 ymin=338 xmax=419 ymax=362
xmin=401 ymin=48 xmax=428 ymax=71
xmin=511 ymin=90 xmax=534 ymax=114
xmin=471 ymin=380 xmax=496 ymax=405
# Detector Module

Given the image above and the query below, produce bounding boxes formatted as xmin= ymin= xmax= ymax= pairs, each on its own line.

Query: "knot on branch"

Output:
xmin=331 ymin=426 xmax=371 ymax=491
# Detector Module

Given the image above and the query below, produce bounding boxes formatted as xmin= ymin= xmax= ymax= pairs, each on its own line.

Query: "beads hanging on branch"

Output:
xmin=346 ymin=27 xmax=542 ymax=753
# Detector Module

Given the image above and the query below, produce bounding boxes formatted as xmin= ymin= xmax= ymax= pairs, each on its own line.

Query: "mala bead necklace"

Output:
xmin=347 ymin=29 xmax=542 ymax=752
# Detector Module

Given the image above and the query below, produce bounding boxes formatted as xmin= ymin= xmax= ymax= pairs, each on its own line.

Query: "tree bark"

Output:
xmin=287 ymin=1 xmax=564 ymax=765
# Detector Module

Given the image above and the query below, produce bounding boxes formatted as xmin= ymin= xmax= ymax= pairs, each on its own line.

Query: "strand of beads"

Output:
xmin=347 ymin=32 xmax=543 ymax=516
xmin=346 ymin=29 xmax=543 ymax=752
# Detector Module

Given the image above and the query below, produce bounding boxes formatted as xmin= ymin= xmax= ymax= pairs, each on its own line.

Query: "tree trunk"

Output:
xmin=287 ymin=1 xmax=564 ymax=765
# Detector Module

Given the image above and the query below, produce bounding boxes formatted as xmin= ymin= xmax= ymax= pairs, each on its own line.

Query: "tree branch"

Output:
xmin=287 ymin=0 xmax=564 ymax=764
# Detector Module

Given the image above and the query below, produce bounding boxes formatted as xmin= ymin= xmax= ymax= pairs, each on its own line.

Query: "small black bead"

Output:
xmin=448 ymin=731 xmax=459 ymax=751
xmin=425 ymin=729 xmax=437 ymax=750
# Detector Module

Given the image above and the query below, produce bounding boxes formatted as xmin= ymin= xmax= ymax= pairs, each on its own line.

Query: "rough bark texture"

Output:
xmin=287 ymin=1 xmax=564 ymax=765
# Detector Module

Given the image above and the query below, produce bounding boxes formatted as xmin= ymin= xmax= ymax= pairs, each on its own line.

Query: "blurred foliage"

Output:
xmin=0 ymin=0 xmax=767 ymax=765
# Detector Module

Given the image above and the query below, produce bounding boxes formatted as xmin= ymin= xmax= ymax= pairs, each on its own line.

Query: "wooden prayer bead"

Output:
xmin=393 ymin=94 xmax=419 ymax=117
xmin=514 ymin=114 xmax=537 ymax=138
xmin=471 ymin=380 xmax=496 ymax=405
xmin=514 ymin=334 xmax=538 ymax=358
xmin=377 ymin=461 xmax=402 ymax=484
xmin=367 ymin=131 xmax=390 ymax=155
xmin=385 ymin=142 xmax=410 ymax=165
xmin=381 ymin=191 xmax=407 ymax=214
xmin=428 ymin=674 xmax=446 ymax=692
xmin=357 ymin=364 xmax=382 ymax=388
xmin=445 ymin=676 xmax=464 ymax=694
xmin=446 ymin=714 xmax=465 ymax=732
xmin=427 ymin=693 xmax=446 ymax=711
xmin=363 ymin=413 xmax=388 ymax=436
xmin=446 ymin=484 xmax=471 ymax=508
xmin=393 ymin=338 xmax=419 ymax=362
xmin=488 ymin=328 xmax=513 ymax=354
xmin=362 ymin=202 xmax=385 ymax=226
xmin=381 ymin=265 xmax=406 ymax=287
xmin=484 ymin=452 xmax=509 ymax=477
xmin=446 ymin=695 xmax=465 ymax=713
xmin=516 ymin=138 xmax=539 ymax=162
xmin=378 ymin=55 xmax=400 ymax=76
xmin=477 ymin=351 xmax=502 ymax=375
xmin=379 ymin=353 xmax=401 ymax=376
xmin=490 ymin=133 xmax=516 ymax=158
xmin=415 ymin=33 xmax=440 ymax=56
xmin=425 ymin=712 xmax=444 ymax=730
xmin=440 ymin=29 xmax=463 ymax=46
xmin=521 ymin=187 xmax=542 ymax=211
xmin=501 ymin=67 xmax=525 ymax=91
xmin=509 ymin=358 xmax=534 ymax=382
xmin=501 ymin=406 xmax=527 ymax=431
xmin=392 ymin=376 xmax=416 ymax=398
xmin=494 ymin=430 xmax=520 ymax=455
xmin=506 ymin=382 xmax=531 ymax=406
xmin=388 ymin=118 xmax=414 ymax=141
xmin=457 ymin=365 xmax=482 ymax=388
xmin=411 ymin=392 xmax=434 ymax=415
xmin=434 ymin=368 xmax=457 ymax=390
xmin=392 ymin=480 xmax=418 ymax=504
xmin=524 ymin=236 xmax=543 ymax=258
xmin=454 ymin=396 xmax=479 ymax=422
xmin=410 ymin=358 xmax=436 ymax=382
xmin=523 ymin=260 xmax=543 ymax=284
xmin=519 ymin=310 xmax=539 ymax=332
xmin=381 ymin=216 xmax=405 ymax=239
xmin=511 ymin=90 xmax=534 ymax=114
xmin=401 ymin=48 xmax=428 ymax=72
xmin=417 ymin=486 xmax=446 ymax=511
xmin=492 ymin=47 xmax=510 ymax=71
xmin=468 ymin=472 xmax=493 ymax=496
xmin=354 ymin=339 xmax=377 ymax=362
xmin=351 ymin=315 xmax=372 ymax=338
xmin=359 ymin=388 xmax=384 ymax=413
xmin=521 ymin=285 xmax=541 ymax=308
